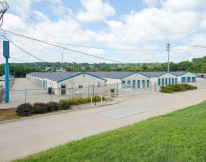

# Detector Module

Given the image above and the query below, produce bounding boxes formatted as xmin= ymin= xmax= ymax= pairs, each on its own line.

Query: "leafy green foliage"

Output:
xmin=161 ymin=84 xmax=197 ymax=93
xmin=47 ymin=101 xmax=59 ymax=112
xmin=16 ymin=103 xmax=33 ymax=116
xmin=33 ymin=102 xmax=48 ymax=114
xmin=17 ymin=101 xmax=206 ymax=161
xmin=58 ymin=99 xmax=71 ymax=110
xmin=68 ymin=96 xmax=104 ymax=105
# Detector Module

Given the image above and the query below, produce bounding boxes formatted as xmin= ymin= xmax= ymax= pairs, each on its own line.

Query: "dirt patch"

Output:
xmin=0 ymin=109 xmax=21 ymax=121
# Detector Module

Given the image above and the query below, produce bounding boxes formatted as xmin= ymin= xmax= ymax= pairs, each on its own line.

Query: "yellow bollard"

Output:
xmin=101 ymin=95 xmax=102 ymax=105
xmin=91 ymin=96 xmax=92 ymax=107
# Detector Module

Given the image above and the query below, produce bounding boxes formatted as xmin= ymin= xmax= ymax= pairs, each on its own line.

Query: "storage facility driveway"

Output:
xmin=0 ymin=78 xmax=68 ymax=109
xmin=1 ymin=88 xmax=206 ymax=161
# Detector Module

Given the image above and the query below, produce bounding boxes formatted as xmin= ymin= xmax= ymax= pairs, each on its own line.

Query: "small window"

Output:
xmin=98 ymin=82 xmax=102 ymax=88
xmin=79 ymin=85 xmax=83 ymax=89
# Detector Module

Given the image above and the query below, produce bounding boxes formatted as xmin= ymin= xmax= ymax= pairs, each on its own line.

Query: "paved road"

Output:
xmin=1 ymin=88 xmax=206 ymax=161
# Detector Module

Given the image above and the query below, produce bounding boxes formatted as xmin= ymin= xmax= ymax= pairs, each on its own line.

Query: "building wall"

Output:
xmin=122 ymin=73 xmax=151 ymax=88
xmin=105 ymin=78 xmax=122 ymax=84
xmin=177 ymin=72 xmax=196 ymax=83
xmin=57 ymin=73 xmax=106 ymax=96
xmin=156 ymin=73 xmax=177 ymax=85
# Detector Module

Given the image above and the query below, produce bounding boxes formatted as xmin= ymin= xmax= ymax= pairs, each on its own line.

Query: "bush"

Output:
xmin=47 ymin=101 xmax=59 ymax=112
xmin=161 ymin=84 xmax=197 ymax=93
xmin=59 ymin=99 xmax=71 ymax=110
xmin=68 ymin=96 xmax=106 ymax=105
xmin=33 ymin=102 xmax=48 ymax=114
xmin=16 ymin=103 xmax=33 ymax=116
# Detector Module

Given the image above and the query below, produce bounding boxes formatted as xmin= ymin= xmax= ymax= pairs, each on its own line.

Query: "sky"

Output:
xmin=0 ymin=0 xmax=206 ymax=64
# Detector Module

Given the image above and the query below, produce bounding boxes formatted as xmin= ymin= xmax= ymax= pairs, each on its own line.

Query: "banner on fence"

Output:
xmin=122 ymin=84 xmax=132 ymax=91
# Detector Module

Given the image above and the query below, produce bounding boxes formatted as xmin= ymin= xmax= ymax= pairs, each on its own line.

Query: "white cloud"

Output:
xmin=1 ymin=0 xmax=206 ymax=63
xmin=162 ymin=0 xmax=206 ymax=12
xmin=76 ymin=0 xmax=115 ymax=23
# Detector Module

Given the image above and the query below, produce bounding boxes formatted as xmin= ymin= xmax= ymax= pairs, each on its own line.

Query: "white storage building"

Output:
xmin=27 ymin=72 xmax=106 ymax=96
xmin=26 ymin=71 xmax=197 ymax=96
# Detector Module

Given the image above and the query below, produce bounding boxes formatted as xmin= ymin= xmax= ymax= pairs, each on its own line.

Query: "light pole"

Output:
xmin=167 ymin=43 xmax=170 ymax=72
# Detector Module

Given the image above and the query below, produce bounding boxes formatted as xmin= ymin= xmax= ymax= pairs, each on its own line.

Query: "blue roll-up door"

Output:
xmin=142 ymin=80 xmax=145 ymax=88
xmin=133 ymin=80 xmax=135 ymax=88
xmin=172 ymin=78 xmax=174 ymax=84
xmin=187 ymin=77 xmax=191 ymax=82
xmin=181 ymin=77 xmax=186 ymax=83
xmin=165 ymin=78 xmax=167 ymax=85
xmin=192 ymin=77 xmax=196 ymax=82
xmin=137 ymin=80 xmax=140 ymax=88
xmin=147 ymin=80 xmax=149 ymax=88
xmin=158 ymin=78 xmax=160 ymax=85
xmin=162 ymin=78 xmax=164 ymax=85
xmin=175 ymin=78 xmax=177 ymax=84
xmin=169 ymin=78 xmax=171 ymax=84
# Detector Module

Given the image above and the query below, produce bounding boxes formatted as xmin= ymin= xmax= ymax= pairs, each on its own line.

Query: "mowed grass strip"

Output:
xmin=17 ymin=101 xmax=206 ymax=161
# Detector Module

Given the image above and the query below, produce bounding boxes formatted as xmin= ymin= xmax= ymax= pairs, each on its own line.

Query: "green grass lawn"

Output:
xmin=17 ymin=101 xmax=206 ymax=161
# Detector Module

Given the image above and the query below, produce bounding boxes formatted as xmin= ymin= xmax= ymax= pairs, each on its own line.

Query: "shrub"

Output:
xmin=33 ymin=102 xmax=48 ymax=114
xmin=161 ymin=84 xmax=197 ymax=93
xmin=67 ymin=96 xmax=106 ymax=106
xmin=16 ymin=103 xmax=33 ymax=116
xmin=59 ymin=99 xmax=71 ymax=110
xmin=47 ymin=101 xmax=59 ymax=112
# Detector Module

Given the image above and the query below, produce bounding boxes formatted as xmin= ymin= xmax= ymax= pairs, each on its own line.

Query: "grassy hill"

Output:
xmin=17 ymin=101 xmax=206 ymax=161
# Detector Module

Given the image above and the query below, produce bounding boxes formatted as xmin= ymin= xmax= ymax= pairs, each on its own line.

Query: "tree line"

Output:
xmin=0 ymin=56 xmax=205 ymax=77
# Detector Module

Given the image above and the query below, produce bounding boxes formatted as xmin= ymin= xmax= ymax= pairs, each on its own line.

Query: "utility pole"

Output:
xmin=167 ymin=43 xmax=170 ymax=72
xmin=61 ymin=52 xmax=63 ymax=70
xmin=73 ymin=62 xmax=75 ymax=73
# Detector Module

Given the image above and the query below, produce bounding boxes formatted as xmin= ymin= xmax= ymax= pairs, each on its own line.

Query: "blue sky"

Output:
xmin=1 ymin=0 xmax=206 ymax=64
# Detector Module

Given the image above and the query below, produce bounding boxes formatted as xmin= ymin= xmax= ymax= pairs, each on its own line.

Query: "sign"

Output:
xmin=76 ymin=88 xmax=83 ymax=94
xmin=3 ymin=41 xmax=10 ymax=58
xmin=122 ymin=84 xmax=132 ymax=91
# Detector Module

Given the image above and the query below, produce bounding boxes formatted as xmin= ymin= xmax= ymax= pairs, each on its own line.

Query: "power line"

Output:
xmin=0 ymin=29 xmax=121 ymax=63
xmin=10 ymin=56 xmax=28 ymax=63
xmin=12 ymin=0 xmax=77 ymax=63
xmin=0 ymin=0 xmax=9 ymax=27
xmin=1 ymin=35 xmax=47 ymax=62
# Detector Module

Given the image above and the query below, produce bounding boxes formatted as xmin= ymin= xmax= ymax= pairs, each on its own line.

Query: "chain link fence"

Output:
xmin=0 ymin=78 xmax=206 ymax=108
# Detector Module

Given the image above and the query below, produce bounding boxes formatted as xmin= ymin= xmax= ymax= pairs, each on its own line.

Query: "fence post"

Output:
xmin=95 ymin=96 xmax=96 ymax=106
xmin=117 ymin=83 xmax=118 ymax=97
xmin=72 ymin=87 xmax=73 ymax=98
xmin=93 ymin=84 xmax=94 ymax=97
xmin=51 ymin=94 xmax=52 ymax=101
xmin=91 ymin=96 xmax=92 ymax=107
xmin=88 ymin=85 xmax=89 ymax=98
xmin=25 ymin=90 xmax=26 ymax=103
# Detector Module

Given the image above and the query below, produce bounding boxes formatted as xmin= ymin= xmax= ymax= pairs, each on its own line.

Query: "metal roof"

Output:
xmin=87 ymin=72 xmax=136 ymax=79
xmin=27 ymin=71 xmax=194 ymax=82
xmin=139 ymin=72 xmax=167 ymax=77
xmin=27 ymin=72 xmax=106 ymax=82
xmin=170 ymin=71 xmax=189 ymax=76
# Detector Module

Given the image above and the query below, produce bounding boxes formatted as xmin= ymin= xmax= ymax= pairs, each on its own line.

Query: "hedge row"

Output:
xmin=161 ymin=84 xmax=197 ymax=93
xmin=16 ymin=96 xmax=105 ymax=116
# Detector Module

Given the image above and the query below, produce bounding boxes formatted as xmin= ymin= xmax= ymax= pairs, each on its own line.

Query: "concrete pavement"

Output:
xmin=1 ymin=88 xmax=206 ymax=161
